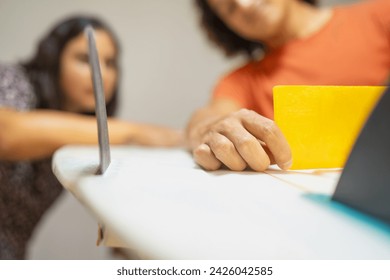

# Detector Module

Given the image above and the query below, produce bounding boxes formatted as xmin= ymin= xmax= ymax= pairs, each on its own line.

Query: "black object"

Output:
xmin=332 ymin=87 xmax=390 ymax=223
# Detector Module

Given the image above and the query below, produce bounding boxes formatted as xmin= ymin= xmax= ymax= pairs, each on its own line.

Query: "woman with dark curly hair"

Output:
xmin=0 ymin=15 xmax=182 ymax=259
xmin=187 ymin=0 xmax=390 ymax=172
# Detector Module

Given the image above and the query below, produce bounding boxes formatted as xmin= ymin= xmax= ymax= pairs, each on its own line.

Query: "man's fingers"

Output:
xmin=261 ymin=143 xmax=276 ymax=165
xmin=222 ymin=126 xmax=270 ymax=171
xmin=240 ymin=110 xmax=292 ymax=170
xmin=192 ymin=109 xmax=292 ymax=172
xmin=193 ymin=143 xmax=221 ymax=170
xmin=206 ymin=132 xmax=247 ymax=171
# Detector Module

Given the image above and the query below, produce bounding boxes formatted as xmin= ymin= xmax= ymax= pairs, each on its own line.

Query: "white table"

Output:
xmin=52 ymin=146 xmax=390 ymax=259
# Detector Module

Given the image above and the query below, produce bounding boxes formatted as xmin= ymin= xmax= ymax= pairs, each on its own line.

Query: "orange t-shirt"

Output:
xmin=212 ymin=0 xmax=390 ymax=119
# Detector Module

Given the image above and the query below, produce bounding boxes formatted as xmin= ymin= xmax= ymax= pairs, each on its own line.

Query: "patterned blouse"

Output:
xmin=0 ymin=64 xmax=63 ymax=259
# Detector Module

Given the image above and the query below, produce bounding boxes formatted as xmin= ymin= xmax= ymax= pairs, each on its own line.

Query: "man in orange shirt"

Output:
xmin=186 ymin=0 xmax=390 ymax=172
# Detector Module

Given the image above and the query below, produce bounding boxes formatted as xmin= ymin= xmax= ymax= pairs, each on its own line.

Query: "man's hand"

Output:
xmin=188 ymin=108 xmax=292 ymax=171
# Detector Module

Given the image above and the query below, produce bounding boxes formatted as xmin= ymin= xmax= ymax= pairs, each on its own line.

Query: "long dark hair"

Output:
xmin=22 ymin=15 xmax=120 ymax=116
xmin=194 ymin=0 xmax=318 ymax=59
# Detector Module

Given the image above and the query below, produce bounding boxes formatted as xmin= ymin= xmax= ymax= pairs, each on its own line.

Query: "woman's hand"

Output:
xmin=122 ymin=122 xmax=184 ymax=147
xmin=0 ymin=108 xmax=183 ymax=161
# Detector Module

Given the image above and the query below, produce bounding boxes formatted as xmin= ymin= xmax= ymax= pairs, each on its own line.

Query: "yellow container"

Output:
xmin=273 ymin=86 xmax=385 ymax=169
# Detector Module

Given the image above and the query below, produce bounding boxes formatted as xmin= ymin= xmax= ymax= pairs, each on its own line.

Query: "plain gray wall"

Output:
xmin=0 ymin=0 xmax=358 ymax=259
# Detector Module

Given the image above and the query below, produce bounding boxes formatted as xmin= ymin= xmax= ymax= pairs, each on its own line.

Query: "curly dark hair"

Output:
xmin=194 ymin=0 xmax=318 ymax=59
xmin=22 ymin=15 xmax=120 ymax=116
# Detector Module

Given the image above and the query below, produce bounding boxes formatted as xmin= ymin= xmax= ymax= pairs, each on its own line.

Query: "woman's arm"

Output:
xmin=0 ymin=108 xmax=183 ymax=161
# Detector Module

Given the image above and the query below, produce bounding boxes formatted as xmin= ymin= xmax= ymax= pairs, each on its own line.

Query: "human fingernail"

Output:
xmin=280 ymin=159 xmax=292 ymax=170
